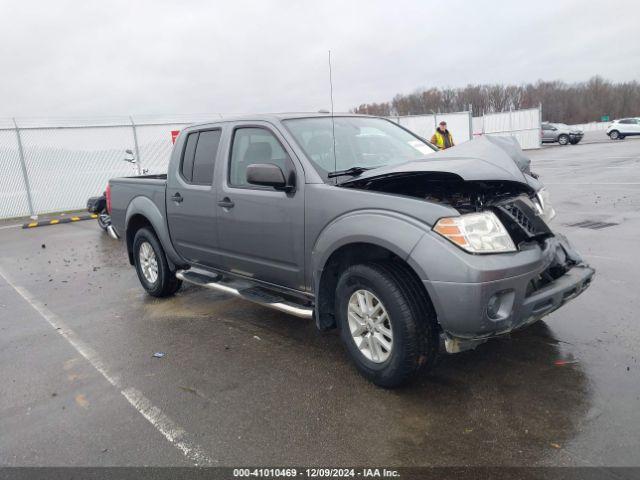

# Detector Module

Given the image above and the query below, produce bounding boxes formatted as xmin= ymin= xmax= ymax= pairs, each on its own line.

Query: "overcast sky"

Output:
xmin=1 ymin=0 xmax=639 ymax=117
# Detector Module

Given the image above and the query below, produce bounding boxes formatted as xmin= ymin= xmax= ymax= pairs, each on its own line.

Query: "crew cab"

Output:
xmin=107 ymin=113 xmax=594 ymax=387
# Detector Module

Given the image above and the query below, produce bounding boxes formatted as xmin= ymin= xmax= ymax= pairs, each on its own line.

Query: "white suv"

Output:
xmin=606 ymin=118 xmax=640 ymax=140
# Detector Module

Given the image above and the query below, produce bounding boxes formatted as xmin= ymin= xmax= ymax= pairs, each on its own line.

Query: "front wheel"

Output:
xmin=335 ymin=262 xmax=439 ymax=388
xmin=609 ymin=130 xmax=619 ymax=140
xmin=133 ymin=227 xmax=181 ymax=297
xmin=558 ymin=134 xmax=569 ymax=145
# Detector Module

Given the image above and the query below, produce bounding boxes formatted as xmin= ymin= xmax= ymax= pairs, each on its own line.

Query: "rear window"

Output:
xmin=181 ymin=133 xmax=198 ymax=181
xmin=180 ymin=130 xmax=222 ymax=185
xmin=192 ymin=130 xmax=221 ymax=185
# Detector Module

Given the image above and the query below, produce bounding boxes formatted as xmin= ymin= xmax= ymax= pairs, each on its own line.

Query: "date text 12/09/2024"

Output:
xmin=232 ymin=468 xmax=400 ymax=478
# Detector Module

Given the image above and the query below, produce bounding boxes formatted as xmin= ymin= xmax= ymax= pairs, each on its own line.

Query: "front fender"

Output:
xmin=311 ymin=209 xmax=429 ymax=290
xmin=125 ymin=196 xmax=185 ymax=268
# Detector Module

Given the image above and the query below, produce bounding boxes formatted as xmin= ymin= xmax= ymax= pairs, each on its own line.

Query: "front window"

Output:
xmin=283 ymin=116 xmax=437 ymax=180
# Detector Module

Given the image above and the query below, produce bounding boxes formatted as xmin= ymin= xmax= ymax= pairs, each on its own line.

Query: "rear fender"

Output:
xmin=125 ymin=196 xmax=185 ymax=268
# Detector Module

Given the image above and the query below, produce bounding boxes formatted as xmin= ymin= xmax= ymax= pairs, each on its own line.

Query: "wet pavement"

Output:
xmin=0 ymin=139 xmax=639 ymax=467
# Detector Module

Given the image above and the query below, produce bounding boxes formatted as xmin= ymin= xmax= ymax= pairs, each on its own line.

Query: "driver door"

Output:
xmin=215 ymin=123 xmax=305 ymax=291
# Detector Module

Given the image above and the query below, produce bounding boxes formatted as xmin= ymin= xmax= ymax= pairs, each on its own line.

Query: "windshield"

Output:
xmin=283 ymin=117 xmax=437 ymax=180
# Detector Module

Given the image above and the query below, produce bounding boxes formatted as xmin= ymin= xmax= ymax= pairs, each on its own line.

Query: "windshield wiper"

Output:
xmin=327 ymin=166 xmax=373 ymax=178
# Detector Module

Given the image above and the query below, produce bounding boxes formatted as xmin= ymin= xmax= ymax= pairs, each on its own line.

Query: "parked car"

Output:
xmin=606 ymin=118 xmax=640 ymax=140
xmin=86 ymin=188 xmax=110 ymax=231
xmin=107 ymin=114 xmax=594 ymax=388
xmin=541 ymin=122 xmax=584 ymax=145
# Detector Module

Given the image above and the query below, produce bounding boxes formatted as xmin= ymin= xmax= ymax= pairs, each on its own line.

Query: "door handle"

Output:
xmin=217 ymin=197 xmax=234 ymax=209
xmin=171 ymin=193 xmax=183 ymax=203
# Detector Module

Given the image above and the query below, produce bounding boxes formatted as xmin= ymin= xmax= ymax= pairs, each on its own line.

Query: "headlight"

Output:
xmin=433 ymin=211 xmax=516 ymax=253
xmin=534 ymin=188 xmax=556 ymax=223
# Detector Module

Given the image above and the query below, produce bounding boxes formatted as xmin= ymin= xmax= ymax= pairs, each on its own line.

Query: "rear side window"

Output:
xmin=229 ymin=127 xmax=291 ymax=187
xmin=181 ymin=132 xmax=198 ymax=181
xmin=180 ymin=130 xmax=221 ymax=185
xmin=192 ymin=130 xmax=222 ymax=185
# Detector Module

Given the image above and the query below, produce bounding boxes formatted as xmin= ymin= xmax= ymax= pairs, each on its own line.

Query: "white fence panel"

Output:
xmin=393 ymin=111 xmax=472 ymax=144
xmin=473 ymin=107 xmax=541 ymax=150
xmin=395 ymin=115 xmax=436 ymax=140
xmin=435 ymin=112 xmax=472 ymax=143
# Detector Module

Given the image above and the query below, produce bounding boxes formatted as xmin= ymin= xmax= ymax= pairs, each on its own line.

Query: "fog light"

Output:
xmin=486 ymin=290 xmax=515 ymax=321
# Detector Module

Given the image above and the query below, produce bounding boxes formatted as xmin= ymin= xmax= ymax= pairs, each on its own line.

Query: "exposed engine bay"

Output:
xmin=342 ymin=171 xmax=553 ymax=246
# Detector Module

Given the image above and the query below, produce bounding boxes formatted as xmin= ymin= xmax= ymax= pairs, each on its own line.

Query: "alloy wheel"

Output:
xmin=347 ymin=289 xmax=393 ymax=363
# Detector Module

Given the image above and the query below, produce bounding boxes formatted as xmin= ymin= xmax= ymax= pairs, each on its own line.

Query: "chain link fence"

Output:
xmin=0 ymin=115 xmax=222 ymax=219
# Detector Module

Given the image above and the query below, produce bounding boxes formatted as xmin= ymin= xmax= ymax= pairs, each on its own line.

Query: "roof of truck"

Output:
xmin=187 ymin=112 xmax=374 ymax=129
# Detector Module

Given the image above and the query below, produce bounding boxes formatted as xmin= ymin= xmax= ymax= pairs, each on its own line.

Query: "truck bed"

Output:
xmin=109 ymin=175 xmax=168 ymax=235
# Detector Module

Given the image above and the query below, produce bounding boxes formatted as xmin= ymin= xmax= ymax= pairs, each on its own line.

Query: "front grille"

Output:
xmin=494 ymin=196 xmax=552 ymax=245
xmin=502 ymin=203 xmax=537 ymax=236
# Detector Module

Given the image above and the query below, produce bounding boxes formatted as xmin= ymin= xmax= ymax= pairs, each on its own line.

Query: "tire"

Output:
xmin=569 ymin=139 xmax=580 ymax=145
xmin=97 ymin=210 xmax=111 ymax=231
xmin=609 ymin=130 xmax=619 ymax=140
xmin=558 ymin=134 xmax=569 ymax=145
xmin=133 ymin=227 xmax=181 ymax=297
xmin=335 ymin=261 xmax=439 ymax=388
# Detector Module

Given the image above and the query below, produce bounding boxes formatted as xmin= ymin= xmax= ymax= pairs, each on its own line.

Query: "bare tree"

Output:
xmin=352 ymin=76 xmax=640 ymax=123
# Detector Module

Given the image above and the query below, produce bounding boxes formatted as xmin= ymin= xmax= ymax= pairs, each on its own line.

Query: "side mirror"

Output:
xmin=246 ymin=163 xmax=288 ymax=190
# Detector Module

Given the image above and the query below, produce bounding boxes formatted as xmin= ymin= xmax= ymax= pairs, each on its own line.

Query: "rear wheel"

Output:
xmin=335 ymin=261 xmax=439 ymax=388
xmin=133 ymin=227 xmax=181 ymax=297
xmin=558 ymin=134 xmax=569 ymax=145
xmin=609 ymin=130 xmax=620 ymax=140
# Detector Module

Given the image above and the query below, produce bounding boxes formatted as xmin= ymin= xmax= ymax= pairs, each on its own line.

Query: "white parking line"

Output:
xmin=0 ymin=224 xmax=22 ymax=230
xmin=544 ymin=182 xmax=640 ymax=185
xmin=0 ymin=267 xmax=216 ymax=466
xmin=536 ymin=166 xmax=638 ymax=169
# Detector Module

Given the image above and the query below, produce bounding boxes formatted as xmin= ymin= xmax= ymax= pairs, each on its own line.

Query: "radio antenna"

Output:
xmin=328 ymin=50 xmax=337 ymax=183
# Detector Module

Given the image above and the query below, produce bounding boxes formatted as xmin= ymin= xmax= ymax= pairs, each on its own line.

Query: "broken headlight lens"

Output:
xmin=534 ymin=188 xmax=556 ymax=223
xmin=433 ymin=211 xmax=516 ymax=253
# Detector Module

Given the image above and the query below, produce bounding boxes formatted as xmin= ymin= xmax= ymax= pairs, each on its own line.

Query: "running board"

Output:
xmin=175 ymin=269 xmax=313 ymax=319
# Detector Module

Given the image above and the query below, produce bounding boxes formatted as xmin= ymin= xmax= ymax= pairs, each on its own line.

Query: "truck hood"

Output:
xmin=340 ymin=136 xmax=533 ymax=187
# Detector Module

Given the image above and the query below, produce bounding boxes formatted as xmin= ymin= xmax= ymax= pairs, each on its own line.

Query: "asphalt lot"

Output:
xmin=1 ymin=138 xmax=639 ymax=467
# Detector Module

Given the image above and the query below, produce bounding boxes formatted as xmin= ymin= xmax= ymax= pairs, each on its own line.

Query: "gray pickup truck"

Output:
xmin=108 ymin=113 xmax=594 ymax=387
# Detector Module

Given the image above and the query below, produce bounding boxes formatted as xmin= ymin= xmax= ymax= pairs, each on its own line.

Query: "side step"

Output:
xmin=175 ymin=269 xmax=313 ymax=319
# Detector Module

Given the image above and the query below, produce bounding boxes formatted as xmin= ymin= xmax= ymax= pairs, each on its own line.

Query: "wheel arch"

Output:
xmin=314 ymin=241 xmax=437 ymax=332
xmin=124 ymin=196 xmax=185 ymax=269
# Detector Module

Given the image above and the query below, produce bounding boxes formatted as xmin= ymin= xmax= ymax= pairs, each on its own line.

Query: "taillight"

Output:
xmin=105 ymin=183 xmax=112 ymax=214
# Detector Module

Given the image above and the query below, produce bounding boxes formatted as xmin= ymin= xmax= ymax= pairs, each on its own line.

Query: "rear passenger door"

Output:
xmin=166 ymin=128 xmax=222 ymax=267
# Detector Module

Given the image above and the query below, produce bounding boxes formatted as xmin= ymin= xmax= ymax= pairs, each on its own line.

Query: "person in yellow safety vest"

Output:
xmin=430 ymin=121 xmax=455 ymax=150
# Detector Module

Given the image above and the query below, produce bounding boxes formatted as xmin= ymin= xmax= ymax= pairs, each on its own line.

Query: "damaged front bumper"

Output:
xmin=421 ymin=234 xmax=595 ymax=353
